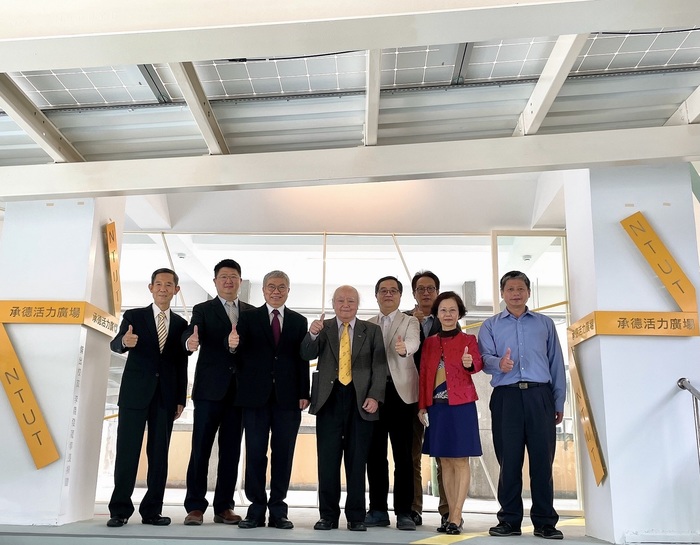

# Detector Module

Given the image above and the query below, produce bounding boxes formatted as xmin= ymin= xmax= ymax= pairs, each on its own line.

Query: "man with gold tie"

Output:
xmin=301 ymin=285 xmax=388 ymax=532
xmin=107 ymin=268 xmax=189 ymax=528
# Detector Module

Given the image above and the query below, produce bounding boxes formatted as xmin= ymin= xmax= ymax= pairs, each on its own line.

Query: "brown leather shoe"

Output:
xmin=214 ymin=509 xmax=242 ymax=525
xmin=184 ymin=510 xmax=204 ymax=526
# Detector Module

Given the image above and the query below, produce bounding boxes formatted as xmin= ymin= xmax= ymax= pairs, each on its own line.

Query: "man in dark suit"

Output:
xmin=228 ymin=270 xmax=310 ymax=530
xmin=107 ymin=268 xmax=189 ymax=528
xmin=182 ymin=259 xmax=254 ymax=526
xmin=405 ymin=270 xmax=443 ymax=528
xmin=301 ymin=285 xmax=388 ymax=532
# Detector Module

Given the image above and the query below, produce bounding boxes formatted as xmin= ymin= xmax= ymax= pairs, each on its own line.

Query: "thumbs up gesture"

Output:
xmin=309 ymin=313 xmax=325 ymax=335
xmin=395 ymin=334 xmax=407 ymax=357
xmin=500 ymin=347 xmax=514 ymax=372
xmin=228 ymin=324 xmax=240 ymax=350
xmin=123 ymin=324 xmax=138 ymax=348
xmin=461 ymin=345 xmax=473 ymax=368
xmin=187 ymin=325 xmax=200 ymax=352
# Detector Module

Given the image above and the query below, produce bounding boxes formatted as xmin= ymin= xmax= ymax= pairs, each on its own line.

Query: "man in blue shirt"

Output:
xmin=478 ymin=271 xmax=566 ymax=540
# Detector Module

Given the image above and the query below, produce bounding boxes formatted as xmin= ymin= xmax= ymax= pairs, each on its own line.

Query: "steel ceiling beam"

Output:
xmin=665 ymin=85 xmax=700 ymax=126
xmin=168 ymin=62 xmax=229 ymax=155
xmin=513 ymin=34 xmax=589 ymax=137
xmin=0 ymin=74 xmax=84 ymax=163
xmin=0 ymin=1 xmax=698 ymax=73
xmin=1 ymin=124 xmax=698 ymax=201
xmin=364 ymin=49 xmax=381 ymax=146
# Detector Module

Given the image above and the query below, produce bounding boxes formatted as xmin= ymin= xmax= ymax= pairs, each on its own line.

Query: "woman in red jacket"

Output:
xmin=418 ymin=291 xmax=483 ymax=535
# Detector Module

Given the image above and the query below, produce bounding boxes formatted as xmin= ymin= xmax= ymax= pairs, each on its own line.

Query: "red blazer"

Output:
xmin=419 ymin=331 xmax=483 ymax=409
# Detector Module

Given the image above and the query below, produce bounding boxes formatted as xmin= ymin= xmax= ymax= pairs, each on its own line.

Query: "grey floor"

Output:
xmin=0 ymin=489 xmax=602 ymax=545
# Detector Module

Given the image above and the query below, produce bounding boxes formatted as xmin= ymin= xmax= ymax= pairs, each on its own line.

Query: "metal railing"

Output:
xmin=677 ymin=378 xmax=700 ymax=472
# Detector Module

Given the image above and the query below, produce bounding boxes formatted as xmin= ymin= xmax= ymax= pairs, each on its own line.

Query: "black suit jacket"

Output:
xmin=234 ymin=305 xmax=310 ymax=409
xmin=110 ymin=305 xmax=189 ymax=415
xmin=301 ymin=318 xmax=387 ymax=421
xmin=184 ymin=298 xmax=255 ymax=402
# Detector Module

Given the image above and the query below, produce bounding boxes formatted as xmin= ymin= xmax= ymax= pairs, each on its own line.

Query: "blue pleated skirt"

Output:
xmin=422 ymin=401 xmax=482 ymax=458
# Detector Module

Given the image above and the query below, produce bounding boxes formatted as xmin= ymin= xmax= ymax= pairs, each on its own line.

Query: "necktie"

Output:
xmin=381 ymin=315 xmax=391 ymax=343
xmin=423 ymin=315 xmax=433 ymax=338
xmin=338 ymin=322 xmax=352 ymax=385
xmin=225 ymin=301 xmax=237 ymax=325
xmin=157 ymin=311 xmax=167 ymax=353
xmin=271 ymin=309 xmax=281 ymax=345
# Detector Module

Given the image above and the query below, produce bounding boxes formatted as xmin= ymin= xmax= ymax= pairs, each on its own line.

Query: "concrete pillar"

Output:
xmin=565 ymin=164 xmax=700 ymax=543
xmin=0 ymin=197 xmax=125 ymax=525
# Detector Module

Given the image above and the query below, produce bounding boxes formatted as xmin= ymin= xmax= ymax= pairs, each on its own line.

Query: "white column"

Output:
xmin=0 ymin=197 xmax=125 ymax=525
xmin=565 ymin=164 xmax=700 ymax=543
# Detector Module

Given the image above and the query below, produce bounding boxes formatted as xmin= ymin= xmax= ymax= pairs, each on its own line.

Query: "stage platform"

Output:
xmin=0 ymin=506 xmax=595 ymax=545
xmin=0 ymin=487 xmax=596 ymax=545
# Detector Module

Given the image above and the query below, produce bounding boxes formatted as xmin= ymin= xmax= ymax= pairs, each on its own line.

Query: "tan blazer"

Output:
xmin=368 ymin=311 xmax=420 ymax=404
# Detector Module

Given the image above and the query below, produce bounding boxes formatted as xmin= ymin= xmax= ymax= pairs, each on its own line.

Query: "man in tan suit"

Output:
xmin=365 ymin=276 xmax=420 ymax=531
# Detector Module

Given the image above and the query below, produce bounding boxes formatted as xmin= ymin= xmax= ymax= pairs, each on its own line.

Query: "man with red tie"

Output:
xmin=228 ymin=270 xmax=310 ymax=530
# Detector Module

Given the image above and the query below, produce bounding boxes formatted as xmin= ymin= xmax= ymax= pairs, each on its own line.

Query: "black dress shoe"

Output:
xmin=489 ymin=521 xmax=522 ymax=536
xmin=396 ymin=514 xmax=416 ymax=530
xmin=314 ymin=518 xmax=338 ymax=530
xmin=446 ymin=521 xmax=463 ymax=535
xmin=437 ymin=514 xmax=449 ymax=532
xmin=142 ymin=515 xmax=171 ymax=526
xmin=238 ymin=517 xmax=265 ymax=529
xmin=410 ymin=510 xmax=423 ymax=526
xmin=106 ymin=516 xmax=128 ymax=528
xmin=534 ymin=525 xmax=564 ymax=539
xmin=269 ymin=516 xmax=294 ymax=529
xmin=347 ymin=521 xmax=367 ymax=531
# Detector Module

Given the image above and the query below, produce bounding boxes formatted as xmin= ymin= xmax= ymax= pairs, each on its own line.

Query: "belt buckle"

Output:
xmin=518 ymin=382 xmax=528 ymax=390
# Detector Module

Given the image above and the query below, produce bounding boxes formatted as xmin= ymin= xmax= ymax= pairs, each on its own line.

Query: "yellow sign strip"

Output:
xmin=569 ymin=310 xmax=698 ymax=346
xmin=567 ymin=345 xmax=606 ymax=485
xmin=0 ymin=300 xmax=117 ymax=469
xmin=0 ymin=301 xmax=117 ymax=336
xmin=84 ymin=302 xmax=119 ymax=336
xmin=0 ymin=323 xmax=60 ymax=469
xmin=0 ymin=300 xmax=86 ymax=324
xmin=105 ymin=222 xmax=122 ymax=316
xmin=621 ymin=211 xmax=697 ymax=312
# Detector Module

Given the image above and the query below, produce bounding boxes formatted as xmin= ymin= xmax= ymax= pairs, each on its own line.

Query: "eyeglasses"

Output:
xmin=414 ymin=286 xmax=437 ymax=293
xmin=265 ymin=284 xmax=288 ymax=293
xmin=217 ymin=274 xmax=240 ymax=282
xmin=378 ymin=288 xmax=400 ymax=296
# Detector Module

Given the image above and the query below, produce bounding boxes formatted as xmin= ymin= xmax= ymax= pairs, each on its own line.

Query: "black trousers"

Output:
xmin=185 ymin=385 xmax=243 ymax=514
xmin=367 ymin=381 xmax=416 ymax=515
xmin=315 ymin=382 xmax=374 ymax=523
xmin=242 ymin=395 xmax=301 ymax=522
xmin=109 ymin=384 xmax=173 ymax=519
xmin=490 ymin=384 xmax=559 ymax=528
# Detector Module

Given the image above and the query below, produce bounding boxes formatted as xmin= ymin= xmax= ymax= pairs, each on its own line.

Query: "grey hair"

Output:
xmin=263 ymin=270 xmax=290 ymax=286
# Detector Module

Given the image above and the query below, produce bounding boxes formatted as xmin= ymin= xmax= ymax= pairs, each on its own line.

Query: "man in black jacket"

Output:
xmin=107 ymin=268 xmax=188 ymax=528
xmin=182 ymin=259 xmax=254 ymax=526
xmin=229 ymin=270 xmax=310 ymax=529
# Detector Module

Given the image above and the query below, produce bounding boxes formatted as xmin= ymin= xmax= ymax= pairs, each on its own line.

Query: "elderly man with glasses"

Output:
xmin=228 ymin=270 xmax=310 ymax=530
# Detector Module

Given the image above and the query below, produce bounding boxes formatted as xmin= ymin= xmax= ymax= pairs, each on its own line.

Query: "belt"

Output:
xmin=503 ymin=381 xmax=547 ymax=389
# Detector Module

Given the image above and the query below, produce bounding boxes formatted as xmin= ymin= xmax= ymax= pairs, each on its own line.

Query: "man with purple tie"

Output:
xmin=229 ymin=270 xmax=310 ymax=530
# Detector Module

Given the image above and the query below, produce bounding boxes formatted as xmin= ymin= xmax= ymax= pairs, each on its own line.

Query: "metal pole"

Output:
xmin=678 ymin=378 xmax=700 ymax=473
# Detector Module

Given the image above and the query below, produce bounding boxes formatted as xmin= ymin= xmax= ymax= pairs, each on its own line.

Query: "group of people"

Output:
xmin=105 ymin=260 xmax=566 ymax=540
